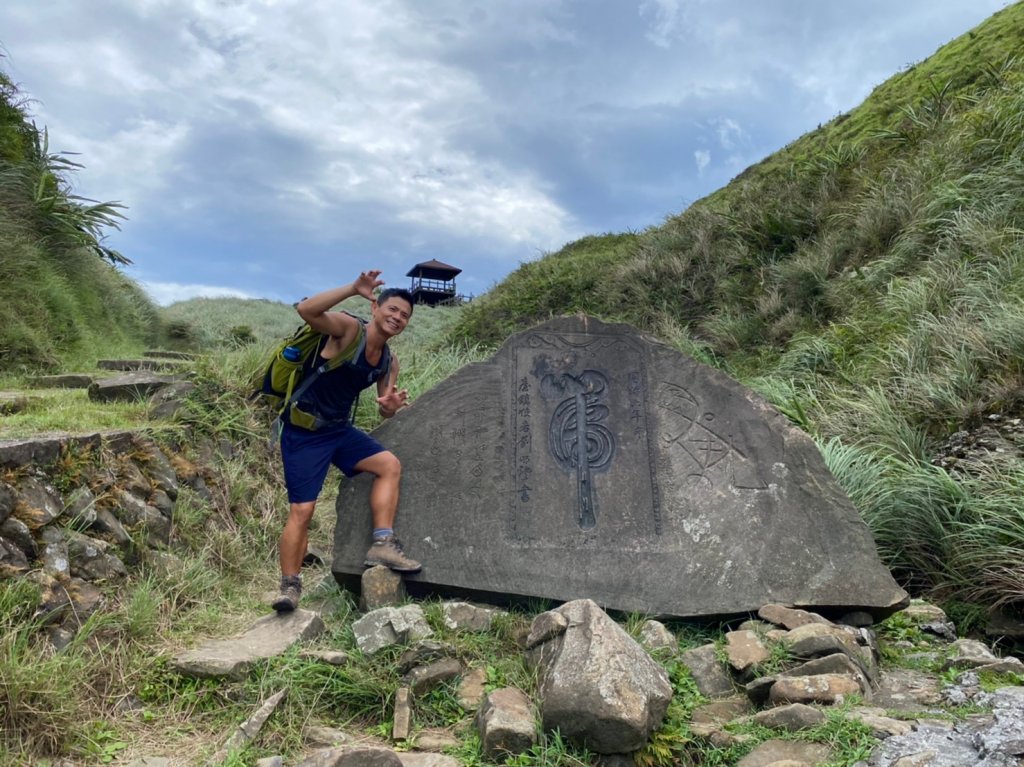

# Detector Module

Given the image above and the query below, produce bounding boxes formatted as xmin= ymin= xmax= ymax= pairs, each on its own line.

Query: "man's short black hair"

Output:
xmin=377 ymin=286 xmax=414 ymax=311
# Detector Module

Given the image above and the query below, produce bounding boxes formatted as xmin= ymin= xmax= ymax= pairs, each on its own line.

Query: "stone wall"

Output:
xmin=0 ymin=430 xmax=227 ymax=647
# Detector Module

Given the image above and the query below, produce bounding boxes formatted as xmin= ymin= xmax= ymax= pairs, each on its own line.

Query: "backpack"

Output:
xmin=257 ymin=311 xmax=390 ymax=434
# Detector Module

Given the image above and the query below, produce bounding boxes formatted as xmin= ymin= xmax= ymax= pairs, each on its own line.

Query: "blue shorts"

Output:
xmin=280 ymin=422 xmax=386 ymax=504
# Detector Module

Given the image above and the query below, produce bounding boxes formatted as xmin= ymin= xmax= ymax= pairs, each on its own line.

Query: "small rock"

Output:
xmin=457 ymin=667 xmax=488 ymax=710
xmin=393 ymin=686 xmax=412 ymax=741
xmin=360 ymin=566 xmax=407 ymax=611
xmin=441 ymin=601 xmax=503 ymax=632
xmin=753 ymin=703 xmax=827 ymax=732
xmin=758 ymin=604 xmax=830 ymax=630
xmin=682 ymin=643 xmax=737 ymax=699
xmin=404 ymin=658 xmax=463 ymax=696
xmin=303 ymin=726 xmax=349 ymax=747
xmin=640 ymin=620 xmax=677 ymax=653
xmin=476 ymin=688 xmax=537 ymax=759
xmin=768 ymin=673 xmax=862 ymax=705
xmin=725 ymin=630 xmax=770 ymax=676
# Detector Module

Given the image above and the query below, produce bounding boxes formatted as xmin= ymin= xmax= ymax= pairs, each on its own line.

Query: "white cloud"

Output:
xmin=714 ymin=117 xmax=744 ymax=150
xmin=694 ymin=149 xmax=711 ymax=174
xmin=142 ymin=281 xmax=255 ymax=306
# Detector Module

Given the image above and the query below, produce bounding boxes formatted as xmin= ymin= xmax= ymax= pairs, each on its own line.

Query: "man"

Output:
xmin=273 ymin=269 xmax=420 ymax=612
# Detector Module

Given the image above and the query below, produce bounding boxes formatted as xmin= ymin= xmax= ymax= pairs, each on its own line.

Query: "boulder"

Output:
xmin=530 ymin=599 xmax=672 ymax=753
xmin=333 ymin=316 xmax=907 ymax=619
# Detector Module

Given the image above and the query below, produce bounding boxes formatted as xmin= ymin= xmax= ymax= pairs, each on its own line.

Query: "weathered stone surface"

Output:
xmin=66 ymin=531 xmax=128 ymax=581
xmin=30 ymin=374 xmax=94 ymax=389
xmin=735 ymin=739 xmax=831 ymax=767
xmin=844 ymin=706 xmax=914 ymax=739
xmin=88 ymin=373 xmax=181 ymax=403
xmin=0 ymin=535 xmax=30 ymax=576
xmin=781 ymin=652 xmax=871 ymax=694
xmin=752 ymin=703 xmax=827 ymax=731
xmin=758 ymin=604 xmax=830 ymax=630
xmin=690 ymin=697 xmax=753 ymax=737
xmin=531 ymin=599 xmax=672 ymax=753
xmin=410 ymin=729 xmax=461 ymax=752
xmin=361 ymin=566 xmax=406 ymax=611
xmin=172 ymin=609 xmax=325 ymax=680
xmin=303 ymin=726 xmax=349 ymax=747
xmin=90 ymin=507 xmax=132 ymax=545
xmin=149 ymin=489 xmax=174 ymax=518
xmin=768 ymin=673 xmax=863 ymax=705
xmin=0 ymin=481 xmax=17 ymax=524
xmin=41 ymin=541 xmax=71 ymax=578
xmin=458 ymin=667 xmax=488 ymax=710
xmin=0 ymin=516 xmax=36 ymax=558
xmin=0 ymin=436 xmax=65 ymax=468
xmin=725 ymin=629 xmax=771 ymax=676
xmin=296 ymin=746 xmax=402 ymax=767
xmin=352 ymin=605 xmax=433 ymax=655
xmin=871 ymin=668 xmax=943 ymax=713
xmin=137 ymin=443 xmax=180 ymax=499
xmin=941 ymin=638 xmax=999 ymax=670
xmin=525 ymin=610 xmax=568 ymax=650
xmin=397 ymin=753 xmax=461 ymax=767
xmin=783 ymin=622 xmax=869 ymax=672
xmin=398 ymin=640 xmax=455 ymax=673
xmin=476 ymin=687 xmax=537 ymax=759
xmin=13 ymin=476 xmax=64 ymax=529
xmin=405 ymin=658 xmax=463 ymax=696
xmin=299 ymin=650 xmax=349 ymax=666
xmin=332 ymin=316 xmax=907 ymax=618
xmin=393 ymin=686 xmax=412 ymax=741
xmin=148 ymin=381 xmax=198 ymax=419
xmin=441 ymin=600 xmax=503 ymax=631
xmin=63 ymin=486 xmax=98 ymax=527
xmin=640 ymin=620 xmax=677 ymax=652
xmin=681 ymin=643 xmax=737 ymax=699
xmin=902 ymin=602 xmax=949 ymax=624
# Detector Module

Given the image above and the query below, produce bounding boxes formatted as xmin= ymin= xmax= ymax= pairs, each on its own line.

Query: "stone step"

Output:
xmin=0 ymin=430 xmax=138 ymax=469
xmin=88 ymin=373 xmax=186 ymax=403
xmin=144 ymin=350 xmax=197 ymax=360
xmin=28 ymin=374 xmax=95 ymax=389
xmin=96 ymin=359 xmax=190 ymax=372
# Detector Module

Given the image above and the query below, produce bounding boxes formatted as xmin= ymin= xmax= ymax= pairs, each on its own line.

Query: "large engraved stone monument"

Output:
xmin=333 ymin=316 xmax=907 ymax=618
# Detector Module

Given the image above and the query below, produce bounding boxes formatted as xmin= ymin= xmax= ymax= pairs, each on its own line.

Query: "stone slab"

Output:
xmin=172 ymin=609 xmax=325 ymax=680
xmin=332 ymin=316 xmax=907 ymax=619
xmin=29 ymin=374 xmax=95 ymax=389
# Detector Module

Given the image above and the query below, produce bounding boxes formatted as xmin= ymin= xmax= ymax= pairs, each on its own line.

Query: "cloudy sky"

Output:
xmin=0 ymin=1 xmax=1010 ymax=305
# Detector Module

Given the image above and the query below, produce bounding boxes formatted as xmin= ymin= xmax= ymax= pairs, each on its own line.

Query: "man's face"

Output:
xmin=374 ymin=297 xmax=412 ymax=336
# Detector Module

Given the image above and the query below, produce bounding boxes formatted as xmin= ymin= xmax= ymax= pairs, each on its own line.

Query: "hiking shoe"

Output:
xmin=271 ymin=575 xmax=302 ymax=612
xmin=364 ymin=536 xmax=422 ymax=573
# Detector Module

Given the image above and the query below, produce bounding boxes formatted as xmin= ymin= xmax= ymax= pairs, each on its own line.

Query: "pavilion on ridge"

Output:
xmin=406 ymin=259 xmax=463 ymax=306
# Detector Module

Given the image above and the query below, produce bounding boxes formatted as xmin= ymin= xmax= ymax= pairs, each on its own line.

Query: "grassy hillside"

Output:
xmin=0 ymin=70 xmax=159 ymax=374
xmin=448 ymin=3 xmax=1024 ymax=610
